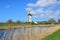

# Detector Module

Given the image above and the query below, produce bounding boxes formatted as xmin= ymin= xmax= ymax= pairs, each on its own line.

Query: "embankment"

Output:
xmin=39 ymin=25 xmax=60 ymax=40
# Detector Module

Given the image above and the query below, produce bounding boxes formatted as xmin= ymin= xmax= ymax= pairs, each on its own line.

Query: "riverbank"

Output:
xmin=39 ymin=25 xmax=60 ymax=40
xmin=0 ymin=24 xmax=60 ymax=40
xmin=0 ymin=25 xmax=51 ymax=40
xmin=42 ymin=29 xmax=60 ymax=40
xmin=0 ymin=24 xmax=54 ymax=30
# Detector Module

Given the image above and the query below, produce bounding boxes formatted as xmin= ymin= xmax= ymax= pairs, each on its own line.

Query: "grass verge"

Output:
xmin=42 ymin=29 xmax=60 ymax=40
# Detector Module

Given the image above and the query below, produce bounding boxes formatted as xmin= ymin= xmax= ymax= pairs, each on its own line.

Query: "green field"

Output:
xmin=42 ymin=29 xmax=60 ymax=40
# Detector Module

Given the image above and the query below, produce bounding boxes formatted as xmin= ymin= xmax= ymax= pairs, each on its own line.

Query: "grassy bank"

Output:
xmin=0 ymin=22 xmax=59 ymax=30
xmin=0 ymin=24 xmax=54 ymax=30
xmin=42 ymin=29 xmax=60 ymax=40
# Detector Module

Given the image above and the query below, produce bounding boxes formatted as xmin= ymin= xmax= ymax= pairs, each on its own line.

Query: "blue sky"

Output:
xmin=0 ymin=0 xmax=60 ymax=22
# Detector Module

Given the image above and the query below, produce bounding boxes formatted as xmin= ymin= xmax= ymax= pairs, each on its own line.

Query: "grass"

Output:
xmin=0 ymin=23 xmax=58 ymax=29
xmin=42 ymin=29 xmax=60 ymax=40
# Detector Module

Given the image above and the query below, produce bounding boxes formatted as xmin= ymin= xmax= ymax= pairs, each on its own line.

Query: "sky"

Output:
xmin=0 ymin=0 xmax=60 ymax=22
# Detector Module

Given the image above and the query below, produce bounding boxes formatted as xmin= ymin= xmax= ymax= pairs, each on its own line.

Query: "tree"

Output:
xmin=16 ymin=20 xmax=21 ymax=24
xmin=48 ymin=19 xmax=56 ymax=24
xmin=7 ymin=19 xmax=15 ymax=26
xmin=42 ymin=21 xmax=48 ymax=24
xmin=31 ymin=21 xmax=36 ymax=25
xmin=0 ymin=23 xmax=4 ymax=26
xmin=58 ymin=19 xmax=60 ymax=24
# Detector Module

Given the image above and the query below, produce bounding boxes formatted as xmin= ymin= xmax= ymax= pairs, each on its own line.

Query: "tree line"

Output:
xmin=0 ymin=19 xmax=60 ymax=26
xmin=38 ymin=19 xmax=60 ymax=24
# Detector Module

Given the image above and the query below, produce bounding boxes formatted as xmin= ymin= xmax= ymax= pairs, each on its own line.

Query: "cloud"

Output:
xmin=40 ymin=14 xmax=45 ymax=17
xmin=49 ymin=10 xmax=60 ymax=18
xmin=26 ymin=7 xmax=44 ymax=14
xmin=25 ymin=8 xmax=32 ymax=11
xmin=27 ymin=0 xmax=59 ymax=7
xmin=27 ymin=3 xmax=35 ymax=7
xmin=36 ymin=8 xmax=44 ymax=13
xmin=30 ymin=10 xmax=37 ymax=14
xmin=5 ymin=5 xmax=11 ymax=8
xmin=49 ymin=16 xmax=55 ymax=18
xmin=26 ymin=0 xmax=60 ymax=19
xmin=45 ymin=10 xmax=52 ymax=13
xmin=55 ymin=10 xmax=60 ymax=16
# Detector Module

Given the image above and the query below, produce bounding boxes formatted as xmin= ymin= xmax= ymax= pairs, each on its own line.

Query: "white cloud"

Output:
xmin=27 ymin=0 xmax=58 ymax=7
xmin=55 ymin=10 xmax=60 ymax=16
xmin=26 ymin=0 xmax=60 ymax=19
xmin=25 ymin=7 xmax=32 ymax=11
xmin=33 ymin=14 xmax=45 ymax=18
xmin=36 ymin=8 xmax=44 ymax=13
xmin=36 ymin=0 xmax=57 ymax=7
xmin=40 ymin=14 xmax=44 ymax=17
xmin=45 ymin=10 xmax=53 ymax=16
xmin=30 ymin=10 xmax=37 ymax=14
xmin=34 ymin=16 xmax=38 ymax=18
xmin=49 ymin=10 xmax=60 ymax=18
xmin=49 ymin=16 xmax=55 ymax=18
xmin=27 ymin=3 xmax=35 ymax=7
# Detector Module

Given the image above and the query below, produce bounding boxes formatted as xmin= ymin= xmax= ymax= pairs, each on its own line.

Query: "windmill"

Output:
xmin=27 ymin=8 xmax=32 ymax=22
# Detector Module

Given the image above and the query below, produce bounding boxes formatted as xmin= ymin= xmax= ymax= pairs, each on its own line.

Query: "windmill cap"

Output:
xmin=28 ymin=13 xmax=32 ymax=16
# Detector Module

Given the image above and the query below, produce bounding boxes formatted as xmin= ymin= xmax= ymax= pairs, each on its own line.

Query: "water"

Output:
xmin=0 ymin=26 xmax=51 ymax=40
